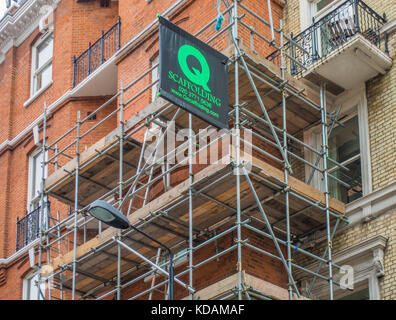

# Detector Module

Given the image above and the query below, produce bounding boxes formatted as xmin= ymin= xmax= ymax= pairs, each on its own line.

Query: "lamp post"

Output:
xmin=87 ymin=200 xmax=175 ymax=300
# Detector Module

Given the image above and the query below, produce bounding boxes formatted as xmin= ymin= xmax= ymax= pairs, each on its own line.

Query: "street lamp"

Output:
xmin=87 ymin=199 xmax=175 ymax=300
xmin=88 ymin=200 xmax=130 ymax=229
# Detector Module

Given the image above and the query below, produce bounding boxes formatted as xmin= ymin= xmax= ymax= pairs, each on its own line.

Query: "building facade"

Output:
xmin=0 ymin=0 xmax=394 ymax=300
xmin=281 ymin=0 xmax=396 ymax=300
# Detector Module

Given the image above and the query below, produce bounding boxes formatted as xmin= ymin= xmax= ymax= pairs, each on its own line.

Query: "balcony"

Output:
xmin=267 ymin=0 xmax=392 ymax=92
xmin=16 ymin=202 xmax=50 ymax=252
xmin=72 ymin=17 xmax=121 ymax=91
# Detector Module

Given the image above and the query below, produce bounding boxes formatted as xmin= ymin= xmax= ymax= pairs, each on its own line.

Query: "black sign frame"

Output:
xmin=158 ymin=16 xmax=229 ymax=129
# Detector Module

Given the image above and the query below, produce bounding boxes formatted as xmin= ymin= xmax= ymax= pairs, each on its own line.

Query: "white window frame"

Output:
xmin=27 ymin=148 xmax=48 ymax=212
xmin=299 ymin=0 xmax=348 ymax=31
xmin=314 ymin=0 xmax=349 ymax=20
xmin=30 ymin=32 xmax=53 ymax=97
xmin=23 ymin=271 xmax=45 ymax=300
xmin=303 ymin=87 xmax=372 ymax=200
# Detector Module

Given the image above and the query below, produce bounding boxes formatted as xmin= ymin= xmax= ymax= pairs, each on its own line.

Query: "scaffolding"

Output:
xmin=34 ymin=0 xmax=352 ymax=300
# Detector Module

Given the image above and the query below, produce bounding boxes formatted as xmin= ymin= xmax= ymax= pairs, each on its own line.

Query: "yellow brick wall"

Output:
xmin=282 ymin=0 xmax=396 ymax=300
xmin=282 ymin=0 xmax=301 ymax=39
xmin=296 ymin=208 xmax=396 ymax=299
xmin=332 ymin=209 xmax=396 ymax=300
xmin=367 ymin=36 xmax=396 ymax=191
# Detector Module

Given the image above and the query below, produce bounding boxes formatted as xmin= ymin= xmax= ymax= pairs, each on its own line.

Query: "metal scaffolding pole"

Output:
xmin=266 ymin=0 xmax=275 ymax=44
xmin=120 ymin=108 xmax=181 ymax=214
xmin=235 ymin=47 xmax=292 ymax=173
xmin=148 ymin=248 xmax=162 ymax=300
xmin=233 ymin=0 xmax=243 ymax=301
xmin=320 ymin=82 xmax=334 ymax=300
xmin=57 ymin=211 xmax=64 ymax=300
xmin=71 ymin=111 xmax=81 ymax=300
xmin=307 ymin=104 xmax=344 ymax=185
xmin=243 ymin=168 xmax=301 ymax=297
xmin=115 ymin=238 xmax=191 ymax=296
xmin=37 ymin=0 xmax=348 ymax=300
xmin=188 ymin=113 xmax=194 ymax=300
xmin=127 ymin=125 xmax=150 ymax=216
xmin=307 ymin=217 xmax=341 ymax=298
xmin=279 ymin=20 xmax=293 ymax=300
xmin=116 ymin=80 xmax=125 ymax=300
xmin=37 ymin=102 xmax=47 ymax=300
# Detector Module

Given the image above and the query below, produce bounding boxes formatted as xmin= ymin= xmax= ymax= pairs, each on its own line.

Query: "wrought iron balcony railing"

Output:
xmin=267 ymin=0 xmax=389 ymax=76
xmin=16 ymin=202 xmax=50 ymax=252
xmin=73 ymin=17 xmax=121 ymax=87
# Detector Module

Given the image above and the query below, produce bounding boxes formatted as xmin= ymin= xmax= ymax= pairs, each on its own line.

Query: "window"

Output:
xmin=327 ymin=115 xmax=362 ymax=203
xmin=304 ymin=90 xmax=371 ymax=204
xmin=151 ymin=55 xmax=159 ymax=102
xmin=339 ymin=286 xmax=369 ymax=300
xmin=23 ymin=272 xmax=45 ymax=300
xmin=28 ymin=149 xmax=47 ymax=211
xmin=87 ymin=112 xmax=97 ymax=121
xmin=31 ymin=33 xmax=53 ymax=95
xmin=316 ymin=0 xmax=337 ymax=12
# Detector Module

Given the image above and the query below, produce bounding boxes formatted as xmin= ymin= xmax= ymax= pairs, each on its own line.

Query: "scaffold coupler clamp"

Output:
xmin=281 ymin=88 xmax=288 ymax=100
xmin=231 ymin=160 xmax=245 ymax=169
xmin=145 ymin=116 xmax=153 ymax=128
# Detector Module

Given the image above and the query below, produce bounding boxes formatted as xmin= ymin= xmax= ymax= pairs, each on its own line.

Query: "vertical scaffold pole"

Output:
xmin=266 ymin=0 xmax=275 ymax=44
xmin=57 ymin=210 xmax=64 ymax=300
xmin=37 ymin=102 xmax=47 ymax=300
xmin=149 ymin=248 xmax=162 ymax=300
xmin=117 ymin=80 xmax=125 ymax=300
xmin=71 ymin=110 xmax=81 ymax=300
xmin=188 ymin=113 xmax=194 ymax=300
xmin=54 ymin=144 xmax=58 ymax=171
xmin=280 ymin=20 xmax=293 ymax=301
xmin=320 ymin=82 xmax=334 ymax=300
xmin=233 ymin=0 xmax=243 ymax=301
xmin=46 ymin=209 xmax=52 ymax=300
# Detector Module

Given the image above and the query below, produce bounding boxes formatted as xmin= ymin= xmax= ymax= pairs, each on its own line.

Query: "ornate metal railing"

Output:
xmin=16 ymin=202 xmax=50 ymax=252
xmin=267 ymin=0 xmax=388 ymax=75
xmin=73 ymin=17 xmax=121 ymax=87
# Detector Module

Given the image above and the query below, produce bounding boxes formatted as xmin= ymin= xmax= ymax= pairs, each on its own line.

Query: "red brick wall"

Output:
xmin=0 ymin=0 xmax=120 ymax=298
xmin=120 ymin=228 xmax=287 ymax=300
xmin=0 ymin=48 xmax=15 ymax=142
xmin=71 ymin=0 xmax=119 ymax=58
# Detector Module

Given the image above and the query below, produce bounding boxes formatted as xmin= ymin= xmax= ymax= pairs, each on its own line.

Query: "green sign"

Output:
xmin=159 ymin=17 xmax=229 ymax=129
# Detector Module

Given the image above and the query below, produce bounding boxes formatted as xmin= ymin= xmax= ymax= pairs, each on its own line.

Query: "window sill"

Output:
xmin=23 ymin=80 xmax=53 ymax=108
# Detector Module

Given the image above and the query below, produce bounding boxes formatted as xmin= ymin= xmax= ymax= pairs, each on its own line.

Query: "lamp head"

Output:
xmin=88 ymin=200 xmax=130 ymax=229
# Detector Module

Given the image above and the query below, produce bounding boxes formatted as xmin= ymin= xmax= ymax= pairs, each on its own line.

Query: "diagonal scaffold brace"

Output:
xmin=242 ymin=166 xmax=301 ymax=298
xmin=230 ymin=33 xmax=293 ymax=174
